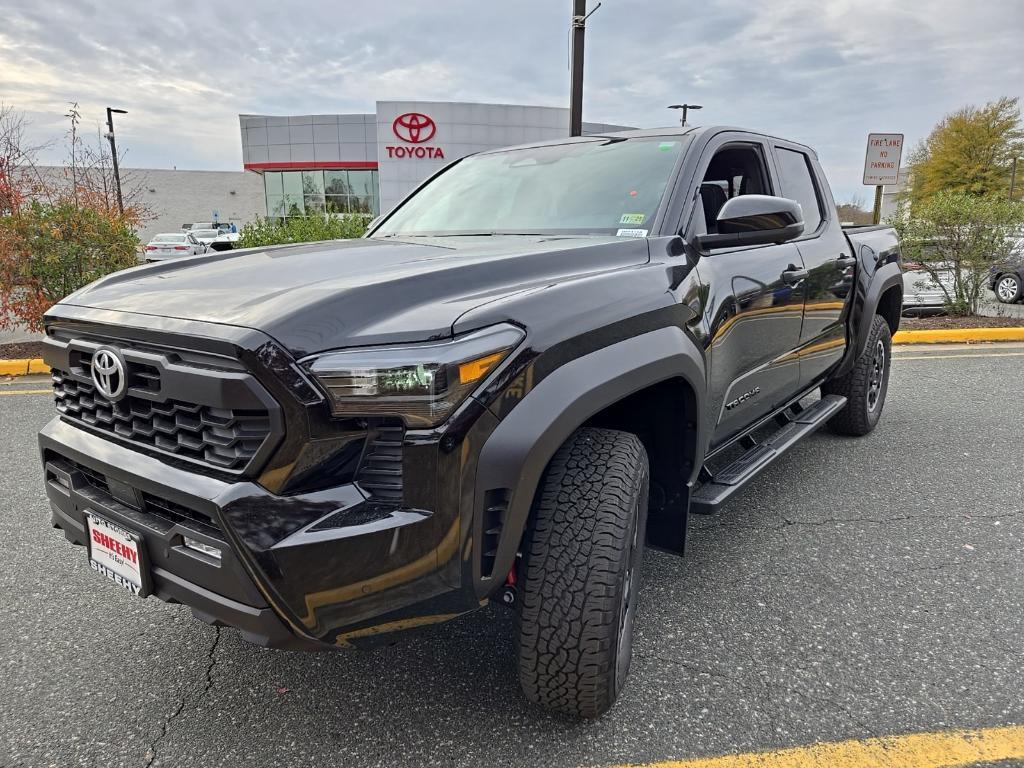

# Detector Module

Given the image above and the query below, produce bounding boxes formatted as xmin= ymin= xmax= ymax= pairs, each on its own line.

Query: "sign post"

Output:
xmin=863 ymin=133 xmax=904 ymax=225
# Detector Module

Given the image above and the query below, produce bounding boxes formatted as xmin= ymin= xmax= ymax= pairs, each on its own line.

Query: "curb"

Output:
xmin=892 ymin=327 xmax=1024 ymax=344
xmin=2 ymin=327 xmax=1024 ymax=376
xmin=0 ymin=358 xmax=49 ymax=377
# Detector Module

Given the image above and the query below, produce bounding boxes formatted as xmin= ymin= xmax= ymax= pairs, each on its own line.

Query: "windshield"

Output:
xmin=153 ymin=234 xmax=185 ymax=243
xmin=375 ymin=136 xmax=688 ymax=237
xmin=193 ymin=230 xmax=219 ymax=238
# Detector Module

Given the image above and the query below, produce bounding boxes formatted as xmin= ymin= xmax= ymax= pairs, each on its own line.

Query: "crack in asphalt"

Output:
xmin=142 ymin=627 xmax=221 ymax=767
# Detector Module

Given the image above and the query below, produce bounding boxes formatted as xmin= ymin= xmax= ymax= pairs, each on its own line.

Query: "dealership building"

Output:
xmin=238 ymin=100 xmax=632 ymax=220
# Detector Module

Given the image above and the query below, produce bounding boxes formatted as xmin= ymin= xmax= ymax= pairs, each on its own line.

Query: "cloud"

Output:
xmin=1 ymin=0 xmax=1021 ymax=200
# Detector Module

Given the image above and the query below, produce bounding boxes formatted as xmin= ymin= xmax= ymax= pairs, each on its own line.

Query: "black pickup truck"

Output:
xmin=38 ymin=126 xmax=902 ymax=718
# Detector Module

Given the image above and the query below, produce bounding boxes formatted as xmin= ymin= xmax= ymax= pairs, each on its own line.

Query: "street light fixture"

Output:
xmin=668 ymin=103 xmax=702 ymax=127
xmin=105 ymin=107 xmax=127 ymax=215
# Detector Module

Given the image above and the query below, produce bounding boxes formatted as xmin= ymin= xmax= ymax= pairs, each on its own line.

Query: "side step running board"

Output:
xmin=690 ymin=394 xmax=847 ymax=514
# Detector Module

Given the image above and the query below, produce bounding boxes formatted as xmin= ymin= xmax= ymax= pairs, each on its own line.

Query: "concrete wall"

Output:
xmin=35 ymin=166 xmax=265 ymax=244
xmin=129 ymin=168 xmax=264 ymax=242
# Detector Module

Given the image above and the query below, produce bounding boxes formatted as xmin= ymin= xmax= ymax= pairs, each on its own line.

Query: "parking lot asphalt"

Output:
xmin=1 ymin=345 xmax=1022 ymax=768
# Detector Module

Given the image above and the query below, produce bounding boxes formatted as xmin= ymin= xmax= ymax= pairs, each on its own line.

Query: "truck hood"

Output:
xmin=61 ymin=236 xmax=649 ymax=357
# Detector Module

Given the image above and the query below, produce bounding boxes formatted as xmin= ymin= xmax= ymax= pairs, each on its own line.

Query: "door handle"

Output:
xmin=836 ymin=255 xmax=857 ymax=268
xmin=781 ymin=267 xmax=809 ymax=285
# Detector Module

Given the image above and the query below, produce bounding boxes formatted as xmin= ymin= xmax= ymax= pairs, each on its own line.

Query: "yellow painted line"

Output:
xmin=619 ymin=723 xmax=1024 ymax=768
xmin=893 ymin=327 xmax=1024 ymax=344
xmin=0 ymin=389 xmax=52 ymax=396
xmin=894 ymin=351 xmax=1024 ymax=361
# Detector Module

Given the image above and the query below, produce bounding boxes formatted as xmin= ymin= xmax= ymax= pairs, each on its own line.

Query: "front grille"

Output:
xmin=53 ymin=370 xmax=272 ymax=472
xmin=356 ymin=424 xmax=404 ymax=503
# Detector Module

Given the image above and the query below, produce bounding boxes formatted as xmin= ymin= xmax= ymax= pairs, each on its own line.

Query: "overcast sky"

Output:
xmin=2 ymin=0 xmax=1022 ymax=203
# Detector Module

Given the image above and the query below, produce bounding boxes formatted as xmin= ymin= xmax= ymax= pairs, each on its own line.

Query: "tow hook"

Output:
xmin=501 ymin=566 xmax=517 ymax=608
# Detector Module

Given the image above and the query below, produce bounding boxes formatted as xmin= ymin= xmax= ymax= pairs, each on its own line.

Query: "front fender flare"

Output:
xmin=472 ymin=326 xmax=706 ymax=597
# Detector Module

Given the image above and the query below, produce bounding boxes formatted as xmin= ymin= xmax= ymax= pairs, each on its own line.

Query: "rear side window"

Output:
xmin=775 ymin=148 xmax=823 ymax=234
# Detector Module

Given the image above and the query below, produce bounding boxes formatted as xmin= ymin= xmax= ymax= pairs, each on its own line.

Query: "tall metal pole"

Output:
xmin=569 ymin=0 xmax=587 ymax=137
xmin=106 ymin=107 xmax=125 ymax=215
xmin=872 ymin=184 xmax=883 ymax=225
xmin=1010 ymin=157 xmax=1019 ymax=201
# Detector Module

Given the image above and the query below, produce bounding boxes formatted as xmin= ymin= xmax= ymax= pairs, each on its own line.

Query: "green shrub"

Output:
xmin=237 ymin=214 xmax=372 ymax=249
xmin=0 ymin=201 xmax=140 ymax=331
xmin=892 ymin=191 xmax=1024 ymax=315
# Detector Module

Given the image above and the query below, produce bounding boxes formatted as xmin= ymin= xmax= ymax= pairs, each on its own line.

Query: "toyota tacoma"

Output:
xmin=39 ymin=126 xmax=902 ymax=718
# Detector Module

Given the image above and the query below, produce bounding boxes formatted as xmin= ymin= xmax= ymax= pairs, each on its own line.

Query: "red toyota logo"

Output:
xmin=392 ymin=112 xmax=436 ymax=144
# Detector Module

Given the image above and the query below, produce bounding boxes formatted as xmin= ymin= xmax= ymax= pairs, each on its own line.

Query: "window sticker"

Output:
xmin=659 ymin=142 xmax=677 ymax=151
xmin=616 ymin=228 xmax=649 ymax=238
xmin=620 ymin=213 xmax=646 ymax=225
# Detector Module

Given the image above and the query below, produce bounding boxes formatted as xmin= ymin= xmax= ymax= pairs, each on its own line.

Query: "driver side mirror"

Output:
xmin=697 ymin=194 xmax=805 ymax=251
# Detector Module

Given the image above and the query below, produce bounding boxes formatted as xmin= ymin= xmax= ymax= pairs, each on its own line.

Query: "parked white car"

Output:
xmin=143 ymin=232 xmax=207 ymax=262
xmin=902 ymin=262 xmax=955 ymax=314
xmin=190 ymin=229 xmax=223 ymax=249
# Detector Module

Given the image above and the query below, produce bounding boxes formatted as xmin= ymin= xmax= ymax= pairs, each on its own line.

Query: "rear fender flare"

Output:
xmin=836 ymin=262 xmax=902 ymax=376
xmin=856 ymin=262 xmax=903 ymax=353
xmin=472 ymin=326 xmax=706 ymax=597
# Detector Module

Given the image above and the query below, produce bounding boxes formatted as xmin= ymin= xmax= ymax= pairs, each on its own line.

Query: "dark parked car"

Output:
xmin=38 ymin=126 xmax=902 ymax=718
xmin=990 ymin=262 xmax=1023 ymax=303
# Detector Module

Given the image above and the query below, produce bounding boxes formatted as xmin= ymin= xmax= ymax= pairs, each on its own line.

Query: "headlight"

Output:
xmin=305 ymin=324 xmax=525 ymax=428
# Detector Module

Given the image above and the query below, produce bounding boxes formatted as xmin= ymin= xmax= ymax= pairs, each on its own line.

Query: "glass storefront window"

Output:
xmin=264 ymin=172 xmax=283 ymax=196
xmin=281 ymin=171 xmax=304 ymax=216
xmin=265 ymin=169 xmax=379 ymax=220
xmin=324 ymin=170 xmax=351 ymax=196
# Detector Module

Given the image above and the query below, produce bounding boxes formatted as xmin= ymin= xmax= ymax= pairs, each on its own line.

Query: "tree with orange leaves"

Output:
xmin=0 ymin=103 xmax=144 ymax=331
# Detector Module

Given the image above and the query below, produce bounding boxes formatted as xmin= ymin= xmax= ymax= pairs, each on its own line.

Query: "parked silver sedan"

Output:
xmin=143 ymin=232 xmax=207 ymax=262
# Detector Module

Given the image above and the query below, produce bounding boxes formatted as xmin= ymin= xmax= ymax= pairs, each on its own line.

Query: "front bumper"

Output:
xmin=40 ymin=416 xmax=485 ymax=649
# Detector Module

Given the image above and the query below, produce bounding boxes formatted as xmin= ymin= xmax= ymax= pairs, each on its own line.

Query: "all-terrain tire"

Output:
xmin=517 ymin=427 xmax=649 ymax=719
xmin=823 ymin=314 xmax=892 ymax=436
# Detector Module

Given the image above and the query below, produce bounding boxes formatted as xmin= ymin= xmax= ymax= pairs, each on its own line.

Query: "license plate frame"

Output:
xmin=85 ymin=512 xmax=151 ymax=598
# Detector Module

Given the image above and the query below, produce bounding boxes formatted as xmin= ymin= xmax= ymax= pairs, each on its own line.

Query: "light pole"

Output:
xmin=569 ymin=1 xmax=601 ymax=137
xmin=105 ymin=107 xmax=127 ymax=214
xmin=668 ymin=103 xmax=702 ymax=127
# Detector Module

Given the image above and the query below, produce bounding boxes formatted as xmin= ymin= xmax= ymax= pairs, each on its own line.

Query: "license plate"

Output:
xmin=86 ymin=513 xmax=149 ymax=597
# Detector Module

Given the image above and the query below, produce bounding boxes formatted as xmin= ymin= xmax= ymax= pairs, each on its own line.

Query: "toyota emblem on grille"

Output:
xmin=392 ymin=112 xmax=436 ymax=144
xmin=91 ymin=348 xmax=127 ymax=401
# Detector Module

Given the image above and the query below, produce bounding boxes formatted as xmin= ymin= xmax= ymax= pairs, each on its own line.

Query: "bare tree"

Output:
xmin=0 ymin=103 xmax=52 ymax=214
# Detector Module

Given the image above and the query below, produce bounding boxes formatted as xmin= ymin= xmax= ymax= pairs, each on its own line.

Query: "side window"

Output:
xmin=695 ymin=143 xmax=771 ymax=235
xmin=775 ymin=148 xmax=823 ymax=234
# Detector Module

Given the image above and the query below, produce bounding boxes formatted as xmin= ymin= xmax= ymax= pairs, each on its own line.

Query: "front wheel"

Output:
xmin=517 ymin=427 xmax=649 ymax=719
xmin=995 ymin=274 xmax=1022 ymax=303
xmin=822 ymin=314 xmax=892 ymax=436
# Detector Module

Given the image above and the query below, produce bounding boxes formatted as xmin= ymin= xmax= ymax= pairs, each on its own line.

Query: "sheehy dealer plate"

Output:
xmin=86 ymin=513 xmax=149 ymax=596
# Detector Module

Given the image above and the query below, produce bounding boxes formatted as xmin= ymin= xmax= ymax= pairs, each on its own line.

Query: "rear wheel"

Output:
xmin=517 ymin=427 xmax=649 ymax=719
xmin=822 ymin=314 xmax=892 ymax=436
xmin=995 ymin=274 xmax=1021 ymax=303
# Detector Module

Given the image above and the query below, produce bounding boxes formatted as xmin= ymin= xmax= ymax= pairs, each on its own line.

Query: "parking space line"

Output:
xmin=616 ymin=723 xmax=1024 ymax=768
xmin=893 ymin=352 xmax=1024 ymax=361
xmin=0 ymin=389 xmax=52 ymax=396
